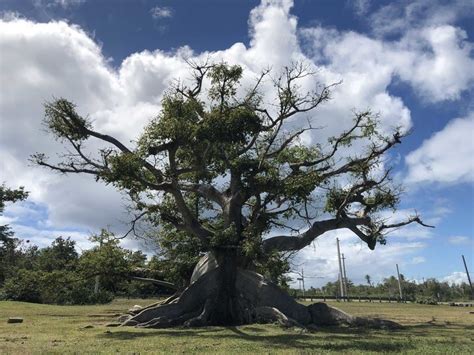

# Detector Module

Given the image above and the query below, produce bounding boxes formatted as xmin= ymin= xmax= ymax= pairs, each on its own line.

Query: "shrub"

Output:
xmin=0 ymin=288 xmax=7 ymax=300
xmin=416 ymin=296 xmax=438 ymax=305
xmin=3 ymin=269 xmax=42 ymax=302
xmin=3 ymin=269 xmax=113 ymax=305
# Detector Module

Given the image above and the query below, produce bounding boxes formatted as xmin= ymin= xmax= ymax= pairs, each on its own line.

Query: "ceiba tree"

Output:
xmin=33 ymin=62 xmax=431 ymax=328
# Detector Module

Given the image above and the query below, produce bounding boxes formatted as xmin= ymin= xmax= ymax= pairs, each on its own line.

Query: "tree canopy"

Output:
xmin=33 ymin=62 xmax=430 ymax=259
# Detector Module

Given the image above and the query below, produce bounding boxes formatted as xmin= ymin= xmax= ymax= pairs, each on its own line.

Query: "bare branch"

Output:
xmin=378 ymin=215 xmax=434 ymax=231
xmin=262 ymin=216 xmax=371 ymax=253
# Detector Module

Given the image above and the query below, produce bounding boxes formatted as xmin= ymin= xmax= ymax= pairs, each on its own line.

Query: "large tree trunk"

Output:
xmin=120 ymin=254 xmax=401 ymax=329
xmin=208 ymin=249 xmax=244 ymax=325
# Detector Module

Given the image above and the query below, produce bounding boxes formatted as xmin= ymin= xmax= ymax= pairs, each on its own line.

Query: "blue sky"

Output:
xmin=0 ymin=0 xmax=473 ymax=287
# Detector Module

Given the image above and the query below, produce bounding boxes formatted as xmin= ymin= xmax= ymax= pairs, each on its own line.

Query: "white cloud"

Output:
xmin=448 ymin=236 xmax=472 ymax=245
xmin=0 ymin=18 xmax=128 ymax=242
xmin=441 ymin=271 xmax=469 ymax=285
xmin=150 ymin=6 xmax=173 ymax=19
xmin=302 ymin=24 xmax=474 ymax=103
xmin=410 ymin=256 xmax=426 ymax=264
xmin=369 ymin=0 xmax=474 ymax=37
xmin=33 ymin=0 xmax=86 ymax=9
xmin=405 ymin=113 xmax=474 ymax=184
xmin=350 ymin=0 xmax=371 ymax=16
xmin=395 ymin=26 xmax=474 ymax=102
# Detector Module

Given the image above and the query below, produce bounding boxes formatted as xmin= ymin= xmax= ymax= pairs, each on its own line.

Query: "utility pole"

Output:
xmin=336 ymin=238 xmax=345 ymax=300
xmin=462 ymin=255 xmax=473 ymax=299
xmin=396 ymin=264 xmax=403 ymax=301
xmin=94 ymin=238 xmax=103 ymax=294
xmin=342 ymin=253 xmax=349 ymax=300
xmin=301 ymin=268 xmax=305 ymax=298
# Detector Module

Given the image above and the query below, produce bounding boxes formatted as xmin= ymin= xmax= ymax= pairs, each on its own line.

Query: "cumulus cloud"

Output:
xmin=302 ymin=24 xmax=474 ymax=103
xmin=395 ymin=26 xmax=474 ymax=102
xmin=405 ymin=113 xmax=474 ymax=184
xmin=0 ymin=18 xmax=129 ymax=242
xmin=442 ymin=271 xmax=469 ymax=285
xmin=369 ymin=0 xmax=474 ymax=37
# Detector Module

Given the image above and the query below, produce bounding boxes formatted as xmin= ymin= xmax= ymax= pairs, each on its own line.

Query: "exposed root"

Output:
xmin=183 ymin=299 xmax=214 ymax=327
xmin=119 ymin=267 xmax=402 ymax=330
xmin=255 ymin=306 xmax=304 ymax=328
xmin=351 ymin=316 xmax=403 ymax=329
xmin=307 ymin=302 xmax=354 ymax=326
xmin=137 ymin=308 xmax=202 ymax=328
xmin=236 ymin=269 xmax=312 ymax=325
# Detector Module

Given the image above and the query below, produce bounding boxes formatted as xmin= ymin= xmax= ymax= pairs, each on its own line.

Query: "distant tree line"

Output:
xmin=292 ymin=274 xmax=471 ymax=303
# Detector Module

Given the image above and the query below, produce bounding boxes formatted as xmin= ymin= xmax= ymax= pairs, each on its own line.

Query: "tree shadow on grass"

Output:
xmin=227 ymin=326 xmax=413 ymax=352
xmin=100 ymin=328 xmax=315 ymax=350
xmin=98 ymin=325 xmax=415 ymax=352
xmin=98 ymin=327 xmax=227 ymax=340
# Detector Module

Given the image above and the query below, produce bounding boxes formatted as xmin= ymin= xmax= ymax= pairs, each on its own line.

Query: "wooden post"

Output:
xmin=301 ymin=268 xmax=305 ymax=299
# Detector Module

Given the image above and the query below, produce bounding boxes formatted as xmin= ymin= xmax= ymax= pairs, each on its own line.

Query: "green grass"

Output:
xmin=1 ymin=298 xmax=473 ymax=354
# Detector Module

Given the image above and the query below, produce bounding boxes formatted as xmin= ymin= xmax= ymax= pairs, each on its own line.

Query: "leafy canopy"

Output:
xmin=32 ymin=62 xmax=431 ymax=270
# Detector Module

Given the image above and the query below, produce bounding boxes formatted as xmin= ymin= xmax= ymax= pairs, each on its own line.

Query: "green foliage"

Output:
xmin=151 ymin=96 xmax=203 ymax=143
xmin=0 ymin=233 xmax=160 ymax=304
xmin=0 ymin=184 xmax=28 ymax=214
xmin=78 ymin=230 xmax=132 ymax=292
xmin=207 ymin=63 xmax=243 ymax=103
xmin=0 ymin=184 xmax=29 ymax=284
xmin=100 ymin=152 xmax=150 ymax=190
xmin=255 ymin=251 xmax=292 ymax=289
xmin=36 ymin=236 xmax=78 ymax=272
xmin=196 ymin=107 xmax=262 ymax=144
xmin=150 ymin=228 xmax=204 ymax=287
xmin=44 ymin=99 xmax=91 ymax=141
xmin=2 ymin=269 xmax=113 ymax=305
xmin=3 ymin=269 xmax=42 ymax=303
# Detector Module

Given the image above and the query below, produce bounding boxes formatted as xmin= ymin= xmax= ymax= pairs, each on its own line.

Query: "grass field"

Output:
xmin=1 ymin=298 xmax=473 ymax=354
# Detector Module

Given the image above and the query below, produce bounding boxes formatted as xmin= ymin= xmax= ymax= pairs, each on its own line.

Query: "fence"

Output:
xmin=295 ymin=294 xmax=407 ymax=303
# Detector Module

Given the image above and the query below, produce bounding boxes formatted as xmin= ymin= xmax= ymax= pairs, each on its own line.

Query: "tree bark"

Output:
xmin=209 ymin=249 xmax=242 ymax=325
